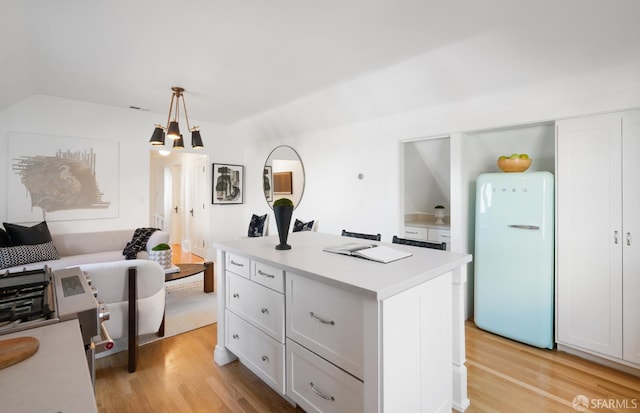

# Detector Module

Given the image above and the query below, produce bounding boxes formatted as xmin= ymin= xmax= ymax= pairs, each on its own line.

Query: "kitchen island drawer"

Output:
xmin=226 ymin=253 xmax=250 ymax=278
xmin=285 ymin=272 xmax=364 ymax=379
xmin=252 ymin=261 xmax=285 ymax=293
xmin=226 ymin=310 xmax=285 ymax=394
xmin=286 ymin=338 xmax=363 ymax=413
xmin=226 ymin=272 xmax=285 ymax=342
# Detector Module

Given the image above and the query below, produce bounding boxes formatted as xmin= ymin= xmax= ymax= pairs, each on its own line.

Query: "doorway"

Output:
xmin=150 ymin=151 xmax=209 ymax=260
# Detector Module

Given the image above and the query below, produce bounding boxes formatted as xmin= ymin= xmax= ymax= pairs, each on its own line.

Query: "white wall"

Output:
xmin=230 ymin=25 xmax=640 ymax=244
xmin=226 ymin=12 xmax=640 ymax=317
xmin=0 ymin=95 xmax=225 ymax=238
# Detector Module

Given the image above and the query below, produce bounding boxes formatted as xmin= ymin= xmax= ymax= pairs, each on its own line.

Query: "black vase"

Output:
xmin=274 ymin=205 xmax=293 ymax=250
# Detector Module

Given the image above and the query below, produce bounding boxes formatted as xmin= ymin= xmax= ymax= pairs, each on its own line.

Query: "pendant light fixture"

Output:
xmin=149 ymin=86 xmax=204 ymax=150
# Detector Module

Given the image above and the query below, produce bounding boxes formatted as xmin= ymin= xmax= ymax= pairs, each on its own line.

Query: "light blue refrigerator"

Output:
xmin=474 ymin=171 xmax=554 ymax=349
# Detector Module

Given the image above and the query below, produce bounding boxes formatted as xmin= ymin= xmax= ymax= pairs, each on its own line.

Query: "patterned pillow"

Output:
xmin=248 ymin=214 xmax=267 ymax=237
xmin=0 ymin=242 xmax=59 ymax=269
xmin=292 ymin=219 xmax=314 ymax=232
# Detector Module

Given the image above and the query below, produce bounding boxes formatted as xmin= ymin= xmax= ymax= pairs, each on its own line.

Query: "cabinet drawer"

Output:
xmin=226 ymin=272 xmax=285 ymax=342
xmin=226 ymin=253 xmax=250 ymax=278
xmin=252 ymin=261 xmax=285 ymax=293
xmin=404 ymin=226 xmax=429 ymax=241
xmin=428 ymin=228 xmax=451 ymax=247
xmin=226 ymin=310 xmax=285 ymax=394
xmin=286 ymin=339 xmax=363 ymax=413
xmin=286 ymin=273 xmax=364 ymax=379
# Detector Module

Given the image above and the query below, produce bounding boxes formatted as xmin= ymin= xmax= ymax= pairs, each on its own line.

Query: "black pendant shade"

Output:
xmin=166 ymin=121 xmax=181 ymax=140
xmin=150 ymin=86 xmax=204 ymax=152
xmin=173 ymin=135 xmax=185 ymax=149
xmin=149 ymin=126 xmax=165 ymax=146
xmin=191 ymin=130 xmax=204 ymax=149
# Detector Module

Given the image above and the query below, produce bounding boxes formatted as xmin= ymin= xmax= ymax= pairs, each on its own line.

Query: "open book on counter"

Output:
xmin=322 ymin=242 xmax=412 ymax=264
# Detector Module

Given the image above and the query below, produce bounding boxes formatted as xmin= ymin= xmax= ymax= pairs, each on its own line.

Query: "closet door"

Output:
xmin=622 ymin=110 xmax=640 ymax=364
xmin=556 ymin=113 xmax=623 ymax=358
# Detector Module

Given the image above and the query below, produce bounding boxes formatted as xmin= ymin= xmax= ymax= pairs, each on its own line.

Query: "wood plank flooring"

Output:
xmin=95 ymin=321 xmax=640 ymax=412
xmin=94 ymin=248 xmax=640 ymax=412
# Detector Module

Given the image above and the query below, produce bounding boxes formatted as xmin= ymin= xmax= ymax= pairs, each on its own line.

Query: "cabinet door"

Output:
xmin=556 ymin=113 xmax=623 ymax=358
xmin=622 ymin=110 xmax=640 ymax=364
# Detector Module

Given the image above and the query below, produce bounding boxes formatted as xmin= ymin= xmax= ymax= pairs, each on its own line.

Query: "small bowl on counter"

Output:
xmin=497 ymin=157 xmax=532 ymax=173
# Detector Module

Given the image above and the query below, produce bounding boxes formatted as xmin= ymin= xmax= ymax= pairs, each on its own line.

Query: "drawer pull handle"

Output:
xmin=233 ymin=293 xmax=240 ymax=298
xmin=261 ymin=355 xmax=269 ymax=362
xmin=257 ymin=269 xmax=275 ymax=278
xmin=230 ymin=260 xmax=244 ymax=267
xmin=232 ymin=334 xmax=239 ymax=340
xmin=261 ymin=308 xmax=269 ymax=314
xmin=310 ymin=382 xmax=335 ymax=401
xmin=627 ymin=232 xmax=632 ymax=246
xmin=310 ymin=312 xmax=335 ymax=326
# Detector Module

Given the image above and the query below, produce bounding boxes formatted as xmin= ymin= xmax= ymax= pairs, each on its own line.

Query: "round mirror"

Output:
xmin=263 ymin=145 xmax=305 ymax=209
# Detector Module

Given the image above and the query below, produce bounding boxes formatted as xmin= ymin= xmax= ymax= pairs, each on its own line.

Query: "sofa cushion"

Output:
xmin=0 ymin=229 xmax=10 ymax=247
xmin=0 ymin=242 xmax=59 ymax=270
xmin=3 ymin=221 xmax=53 ymax=246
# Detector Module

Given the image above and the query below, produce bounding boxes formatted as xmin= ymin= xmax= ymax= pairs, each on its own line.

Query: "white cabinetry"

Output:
xmin=556 ymin=110 xmax=640 ymax=367
xmin=214 ymin=232 xmax=471 ymax=412
xmin=404 ymin=225 xmax=451 ymax=249
xmin=223 ymin=253 xmax=286 ymax=393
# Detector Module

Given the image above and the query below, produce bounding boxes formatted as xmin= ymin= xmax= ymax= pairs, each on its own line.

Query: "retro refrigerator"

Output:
xmin=474 ymin=171 xmax=554 ymax=349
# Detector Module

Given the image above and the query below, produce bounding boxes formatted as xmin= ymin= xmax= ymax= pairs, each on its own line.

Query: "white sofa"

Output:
xmin=3 ymin=229 xmax=169 ymax=273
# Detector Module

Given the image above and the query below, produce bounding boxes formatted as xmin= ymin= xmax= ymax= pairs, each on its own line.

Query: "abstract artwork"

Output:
xmin=212 ymin=163 xmax=244 ymax=205
xmin=8 ymin=132 xmax=119 ymax=222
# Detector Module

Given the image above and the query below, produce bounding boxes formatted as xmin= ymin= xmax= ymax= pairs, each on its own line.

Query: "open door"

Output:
xmin=170 ymin=164 xmax=183 ymax=245
xmin=188 ymin=157 xmax=208 ymax=257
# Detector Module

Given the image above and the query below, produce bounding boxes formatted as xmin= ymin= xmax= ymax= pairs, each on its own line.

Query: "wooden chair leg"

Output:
xmin=128 ymin=267 xmax=138 ymax=373
xmin=157 ymin=308 xmax=165 ymax=337
xmin=204 ymin=261 xmax=215 ymax=293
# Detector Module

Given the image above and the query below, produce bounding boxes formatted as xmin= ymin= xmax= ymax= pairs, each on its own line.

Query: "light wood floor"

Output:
xmin=171 ymin=243 xmax=205 ymax=265
xmin=95 ymin=248 xmax=640 ymax=412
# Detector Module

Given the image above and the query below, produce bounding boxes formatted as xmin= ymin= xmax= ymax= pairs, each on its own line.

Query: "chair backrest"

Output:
xmin=392 ymin=235 xmax=446 ymax=250
xmin=341 ymin=229 xmax=381 ymax=241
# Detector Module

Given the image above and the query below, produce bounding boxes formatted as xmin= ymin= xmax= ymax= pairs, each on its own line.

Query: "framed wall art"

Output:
xmin=263 ymin=165 xmax=273 ymax=202
xmin=212 ymin=163 xmax=244 ymax=205
xmin=8 ymin=131 xmax=119 ymax=222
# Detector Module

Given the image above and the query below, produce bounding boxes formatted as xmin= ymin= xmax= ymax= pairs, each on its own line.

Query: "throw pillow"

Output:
xmin=0 ymin=242 xmax=59 ymax=270
xmin=248 ymin=214 xmax=267 ymax=237
xmin=3 ymin=221 xmax=53 ymax=246
xmin=292 ymin=219 xmax=314 ymax=232
xmin=0 ymin=228 xmax=10 ymax=247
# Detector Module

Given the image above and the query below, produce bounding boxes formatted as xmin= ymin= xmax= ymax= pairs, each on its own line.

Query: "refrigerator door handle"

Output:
xmin=508 ymin=224 xmax=540 ymax=230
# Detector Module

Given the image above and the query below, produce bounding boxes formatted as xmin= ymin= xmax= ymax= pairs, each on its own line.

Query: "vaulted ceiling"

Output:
xmin=2 ymin=0 xmax=637 ymax=125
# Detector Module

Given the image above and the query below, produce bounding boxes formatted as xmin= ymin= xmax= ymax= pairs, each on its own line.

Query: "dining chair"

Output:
xmin=341 ymin=229 xmax=381 ymax=241
xmin=392 ymin=235 xmax=446 ymax=250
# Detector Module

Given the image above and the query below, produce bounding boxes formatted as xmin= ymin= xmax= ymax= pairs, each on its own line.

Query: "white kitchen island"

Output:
xmin=213 ymin=231 xmax=472 ymax=412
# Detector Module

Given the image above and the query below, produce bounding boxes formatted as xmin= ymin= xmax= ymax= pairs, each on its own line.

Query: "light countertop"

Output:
xmin=213 ymin=231 xmax=471 ymax=300
xmin=0 ymin=319 xmax=97 ymax=413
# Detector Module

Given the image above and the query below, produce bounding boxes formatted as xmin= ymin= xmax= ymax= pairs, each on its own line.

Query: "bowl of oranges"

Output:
xmin=497 ymin=153 xmax=531 ymax=172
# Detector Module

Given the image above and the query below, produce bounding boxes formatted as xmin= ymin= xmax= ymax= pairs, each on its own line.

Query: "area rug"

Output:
xmin=96 ymin=273 xmax=217 ymax=358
